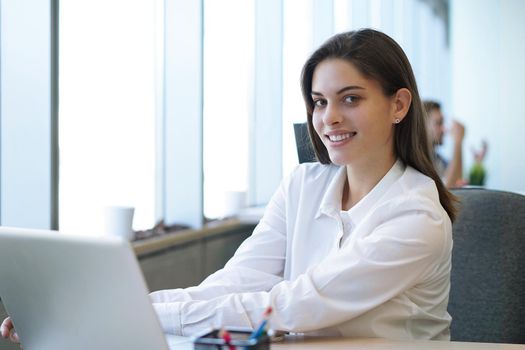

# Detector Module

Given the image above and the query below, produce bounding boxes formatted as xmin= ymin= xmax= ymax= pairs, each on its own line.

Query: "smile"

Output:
xmin=326 ymin=132 xmax=357 ymax=142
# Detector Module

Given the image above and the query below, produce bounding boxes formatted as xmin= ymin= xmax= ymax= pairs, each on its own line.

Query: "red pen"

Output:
xmin=219 ymin=328 xmax=235 ymax=350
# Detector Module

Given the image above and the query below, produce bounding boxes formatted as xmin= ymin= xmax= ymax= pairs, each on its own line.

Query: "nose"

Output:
xmin=322 ymin=103 xmax=343 ymax=125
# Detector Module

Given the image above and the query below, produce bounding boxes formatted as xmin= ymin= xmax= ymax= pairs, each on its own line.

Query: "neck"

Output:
xmin=342 ymin=155 xmax=397 ymax=211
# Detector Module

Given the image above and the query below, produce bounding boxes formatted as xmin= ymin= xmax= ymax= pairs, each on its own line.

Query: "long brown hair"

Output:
xmin=300 ymin=29 xmax=457 ymax=222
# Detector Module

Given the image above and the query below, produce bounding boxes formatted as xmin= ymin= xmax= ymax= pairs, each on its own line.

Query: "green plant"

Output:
xmin=469 ymin=140 xmax=488 ymax=186
xmin=469 ymin=162 xmax=486 ymax=186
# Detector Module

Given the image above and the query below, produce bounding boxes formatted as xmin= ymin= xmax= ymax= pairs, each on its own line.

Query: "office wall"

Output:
xmin=450 ymin=0 xmax=525 ymax=193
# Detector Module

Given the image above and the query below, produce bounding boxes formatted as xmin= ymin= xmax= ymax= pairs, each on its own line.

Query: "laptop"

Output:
xmin=0 ymin=226 xmax=192 ymax=350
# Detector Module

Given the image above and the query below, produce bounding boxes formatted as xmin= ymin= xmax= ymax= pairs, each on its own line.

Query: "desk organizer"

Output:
xmin=193 ymin=328 xmax=270 ymax=350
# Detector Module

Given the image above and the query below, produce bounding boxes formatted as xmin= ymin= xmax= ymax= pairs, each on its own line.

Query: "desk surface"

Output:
xmin=271 ymin=337 xmax=525 ymax=349
xmin=166 ymin=335 xmax=525 ymax=350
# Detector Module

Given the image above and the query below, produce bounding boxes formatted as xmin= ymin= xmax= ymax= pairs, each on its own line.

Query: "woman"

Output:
xmin=2 ymin=29 xmax=456 ymax=342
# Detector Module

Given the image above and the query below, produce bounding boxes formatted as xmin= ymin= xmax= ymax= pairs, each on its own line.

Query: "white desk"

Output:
xmin=272 ymin=337 xmax=525 ymax=349
xmin=166 ymin=335 xmax=525 ymax=350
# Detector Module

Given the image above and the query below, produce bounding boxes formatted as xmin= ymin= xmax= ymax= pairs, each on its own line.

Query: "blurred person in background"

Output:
xmin=423 ymin=100 xmax=465 ymax=188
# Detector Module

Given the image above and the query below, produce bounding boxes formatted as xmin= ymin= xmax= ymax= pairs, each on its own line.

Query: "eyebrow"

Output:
xmin=311 ymin=85 xmax=365 ymax=96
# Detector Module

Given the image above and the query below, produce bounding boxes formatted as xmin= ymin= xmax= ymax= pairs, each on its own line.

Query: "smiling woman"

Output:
xmin=310 ymin=59 xmax=407 ymax=167
xmin=146 ymin=29 xmax=458 ymax=340
xmin=310 ymin=58 xmax=412 ymax=209
xmin=301 ymin=30 xmax=457 ymax=221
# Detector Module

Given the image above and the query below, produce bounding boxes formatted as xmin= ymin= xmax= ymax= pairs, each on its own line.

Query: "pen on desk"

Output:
xmin=249 ymin=306 xmax=273 ymax=340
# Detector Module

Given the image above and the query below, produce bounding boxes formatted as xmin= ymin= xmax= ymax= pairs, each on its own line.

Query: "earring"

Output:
xmin=394 ymin=118 xmax=400 ymax=124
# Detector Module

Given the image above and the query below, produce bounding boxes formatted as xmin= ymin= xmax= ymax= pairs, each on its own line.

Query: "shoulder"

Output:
xmin=374 ymin=166 xmax=452 ymax=244
xmin=276 ymin=162 xmax=342 ymax=206
xmin=389 ymin=165 xmax=445 ymax=213
xmin=284 ymin=162 xmax=340 ymax=187
xmin=356 ymin=167 xmax=452 ymax=266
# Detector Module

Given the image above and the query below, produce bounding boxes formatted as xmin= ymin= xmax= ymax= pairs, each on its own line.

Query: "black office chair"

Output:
xmin=449 ymin=187 xmax=525 ymax=343
xmin=293 ymin=122 xmax=317 ymax=164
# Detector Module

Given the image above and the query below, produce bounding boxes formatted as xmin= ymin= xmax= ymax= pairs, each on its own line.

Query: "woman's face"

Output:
xmin=311 ymin=58 xmax=398 ymax=167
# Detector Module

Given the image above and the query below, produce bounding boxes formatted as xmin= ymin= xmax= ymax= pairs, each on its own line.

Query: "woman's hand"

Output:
xmin=1 ymin=317 xmax=20 ymax=344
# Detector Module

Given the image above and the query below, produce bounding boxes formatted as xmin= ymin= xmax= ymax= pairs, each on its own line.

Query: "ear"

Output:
xmin=391 ymin=88 xmax=412 ymax=124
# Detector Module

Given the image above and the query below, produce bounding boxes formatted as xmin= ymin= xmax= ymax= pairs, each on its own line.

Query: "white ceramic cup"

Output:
xmin=223 ymin=191 xmax=247 ymax=218
xmin=103 ymin=206 xmax=135 ymax=240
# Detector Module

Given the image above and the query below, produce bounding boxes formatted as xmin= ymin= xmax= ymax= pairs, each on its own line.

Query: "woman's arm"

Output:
xmin=153 ymin=203 xmax=450 ymax=336
xmin=150 ymin=171 xmax=290 ymax=304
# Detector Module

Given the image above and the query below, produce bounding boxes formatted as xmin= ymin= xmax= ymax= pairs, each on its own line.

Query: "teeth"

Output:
xmin=328 ymin=133 xmax=355 ymax=142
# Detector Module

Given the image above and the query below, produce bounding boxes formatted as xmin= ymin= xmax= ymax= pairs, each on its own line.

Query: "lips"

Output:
xmin=326 ymin=132 xmax=357 ymax=142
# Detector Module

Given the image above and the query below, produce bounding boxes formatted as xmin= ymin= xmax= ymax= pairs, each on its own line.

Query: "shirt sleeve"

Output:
xmin=152 ymin=197 xmax=450 ymax=336
xmin=150 ymin=169 xmax=289 ymax=305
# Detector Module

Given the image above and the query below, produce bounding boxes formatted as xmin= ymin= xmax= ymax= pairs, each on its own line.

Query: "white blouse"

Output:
xmin=150 ymin=160 xmax=453 ymax=340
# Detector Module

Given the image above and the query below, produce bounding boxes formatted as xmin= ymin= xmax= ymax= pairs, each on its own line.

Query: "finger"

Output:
xmin=9 ymin=328 xmax=20 ymax=343
xmin=1 ymin=318 xmax=11 ymax=338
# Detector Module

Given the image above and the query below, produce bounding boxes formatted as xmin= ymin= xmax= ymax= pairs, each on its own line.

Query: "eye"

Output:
xmin=343 ymin=95 xmax=359 ymax=104
xmin=313 ymin=99 xmax=327 ymax=108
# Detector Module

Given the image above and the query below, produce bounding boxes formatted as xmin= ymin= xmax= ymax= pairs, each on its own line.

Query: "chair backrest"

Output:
xmin=293 ymin=122 xmax=317 ymax=164
xmin=449 ymin=187 xmax=525 ymax=343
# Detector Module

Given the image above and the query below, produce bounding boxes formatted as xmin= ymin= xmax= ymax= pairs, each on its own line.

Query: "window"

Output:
xmin=0 ymin=0 xmax=450 ymax=232
xmin=59 ymin=0 xmax=158 ymax=233
xmin=282 ymin=0 xmax=314 ymax=177
xmin=203 ymin=0 xmax=255 ymax=219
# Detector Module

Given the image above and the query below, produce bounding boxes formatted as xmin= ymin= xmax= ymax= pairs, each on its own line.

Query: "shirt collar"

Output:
xmin=316 ymin=165 xmax=347 ymax=219
xmin=316 ymin=159 xmax=405 ymax=220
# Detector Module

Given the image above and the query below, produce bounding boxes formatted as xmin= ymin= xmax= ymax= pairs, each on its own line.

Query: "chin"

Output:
xmin=328 ymin=154 xmax=352 ymax=166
